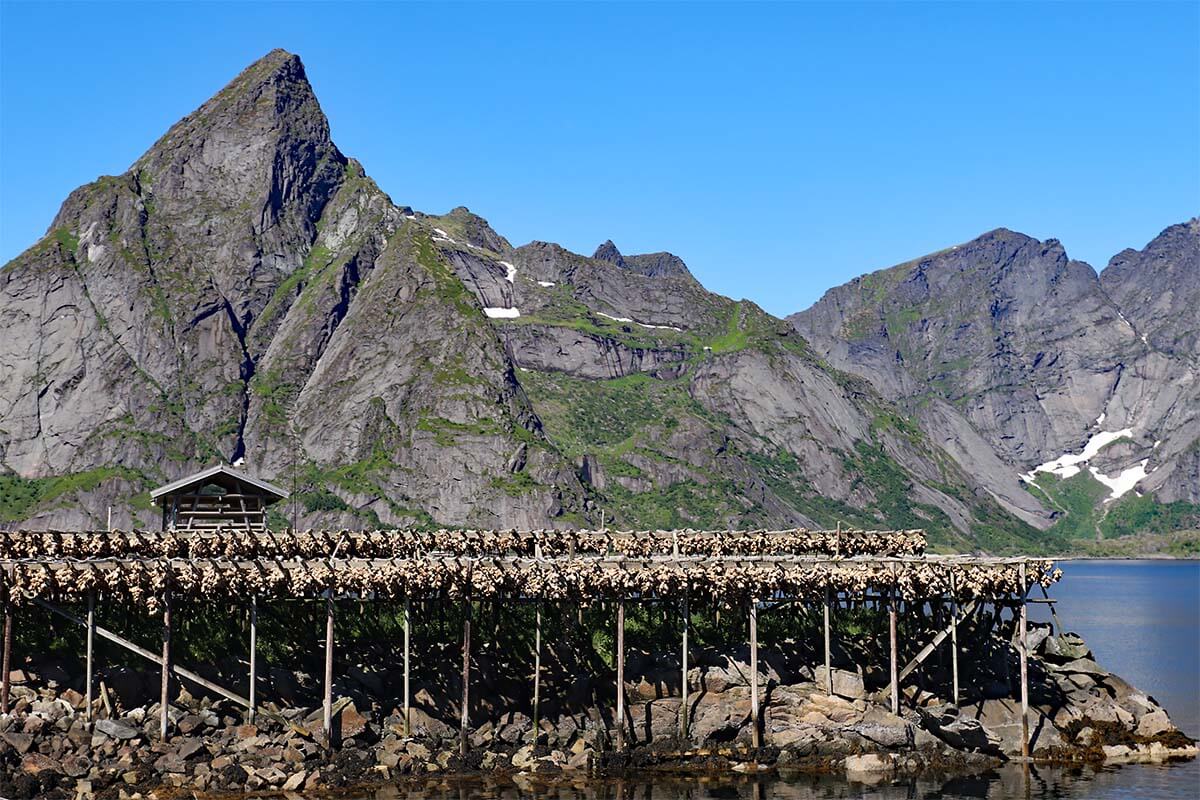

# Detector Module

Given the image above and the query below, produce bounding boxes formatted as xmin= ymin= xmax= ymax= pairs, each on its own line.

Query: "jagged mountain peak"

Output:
xmin=591 ymin=239 xmax=692 ymax=280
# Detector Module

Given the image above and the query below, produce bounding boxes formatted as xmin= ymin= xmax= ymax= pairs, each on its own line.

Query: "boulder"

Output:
xmin=845 ymin=752 xmax=894 ymax=776
xmin=1041 ymin=633 xmax=1091 ymax=662
xmin=852 ymin=707 xmax=913 ymax=749
xmin=94 ymin=718 xmax=140 ymax=741
xmin=1136 ymin=709 xmax=1173 ymax=737
xmin=813 ymin=667 xmax=865 ymax=700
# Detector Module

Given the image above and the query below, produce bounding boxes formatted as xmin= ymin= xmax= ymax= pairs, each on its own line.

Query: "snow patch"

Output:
xmin=483 ymin=307 xmax=520 ymax=319
xmin=432 ymin=227 xmax=457 ymax=244
xmin=1090 ymin=460 xmax=1150 ymax=503
xmin=500 ymin=261 xmax=517 ymax=283
xmin=1095 ymin=412 xmax=1106 ymax=426
xmin=597 ymin=311 xmax=682 ymax=331
xmin=537 ymin=281 xmax=556 ymax=287
xmin=1020 ymin=428 xmax=1134 ymax=482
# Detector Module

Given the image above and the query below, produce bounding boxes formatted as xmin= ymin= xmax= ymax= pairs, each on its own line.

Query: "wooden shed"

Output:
xmin=150 ymin=465 xmax=288 ymax=532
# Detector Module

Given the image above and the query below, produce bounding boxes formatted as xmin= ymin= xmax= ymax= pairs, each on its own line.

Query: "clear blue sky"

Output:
xmin=2 ymin=2 xmax=1197 ymax=316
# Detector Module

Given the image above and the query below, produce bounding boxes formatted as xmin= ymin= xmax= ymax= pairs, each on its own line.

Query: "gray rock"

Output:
xmin=94 ymin=718 xmax=140 ymax=741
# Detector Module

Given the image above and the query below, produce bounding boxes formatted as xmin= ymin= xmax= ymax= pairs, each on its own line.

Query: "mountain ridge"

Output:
xmin=1 ymin=49 xmax=1195 ymax=551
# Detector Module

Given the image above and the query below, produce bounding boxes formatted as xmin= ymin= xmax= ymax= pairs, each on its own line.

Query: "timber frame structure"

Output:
xmin=0 ymin=527 xmax=1060 ymax=759
xmin=150 ymin=465 xmax=288 ymax=532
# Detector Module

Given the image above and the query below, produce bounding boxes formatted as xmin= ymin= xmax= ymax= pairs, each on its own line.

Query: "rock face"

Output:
xmin=790 ymin=222 xmax=1200 ymax=536
xmin=0 ymin=49 xmax=1194 ymax=549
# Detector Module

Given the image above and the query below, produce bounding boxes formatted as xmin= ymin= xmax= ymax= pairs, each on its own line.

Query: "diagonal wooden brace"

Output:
xmin=33 ymin=597 xmax=250 ymax=709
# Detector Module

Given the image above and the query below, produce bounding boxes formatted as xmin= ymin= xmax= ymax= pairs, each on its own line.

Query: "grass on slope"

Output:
xmin=0 ymin=468 xmax=150 ymax=523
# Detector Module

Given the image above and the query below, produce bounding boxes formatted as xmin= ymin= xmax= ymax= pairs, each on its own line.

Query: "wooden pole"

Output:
xmin=680 ymin=593 xmax=689 ymax=740
xmin=533 ymin=604 xmax=542 ymax=738
xmin=950 ymin=573 xmax=960 ymax=706
xmin=403 ymin=598 xmax=411 ymax=737
xmin=750 ymin=597 xmax=760 ymax=748
xmin=889 ymin=585 xmax=899 ymax=715
xmin=616 ymin=600 xmax=625 ymax=751
xmin=323 ymin=596 xmax=334 ymax=744
xmin=85 ymin=592 xmax=95 ymax=722
xmin=1 ymin=581 xmax=11 ymax=714
xmin=1019 ymin=562 xmax=1030 ymax=759
xmin=823 ymin=586 xmax=833 ymax=695
xmin=460 ymin=599 xmax=472 ymax=758
xmin=248 ymin=595 xmax=257 ymax=724
xmin=160 ymin=589 xmax=171 ymax=740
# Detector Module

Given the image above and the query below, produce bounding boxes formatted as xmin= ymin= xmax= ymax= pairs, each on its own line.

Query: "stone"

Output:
xmin=336 ymin=702 xmax=369 ymax=740
xmin=813 ymin=666 xmax=866 ymax=700
xmin=1052 ymin=658 xmax=1110 ymax=677
xmin=21 ymin=752 xmax=60 ymax=774
xmin=853 ymin=707 xmax=913 ymax=748
xmin=2 ymin=731 xmax=34 ymax=753
xmin=95 ymin=719 xmax=140 ymax=741
xmin=845 ymin=753 xmax=894 ymax=775
xmin=62 ymin=754 xmax=91 ymax=778
xmin=1136 ymin=709 xmax=1173 ymax=737
xmin=1042 ymin=634 xmax=1092 ymax=662
xmin=512 ymin=744 xmax=537 ymax=770
xmin=282 ymin=771 xmax=307 ymax=791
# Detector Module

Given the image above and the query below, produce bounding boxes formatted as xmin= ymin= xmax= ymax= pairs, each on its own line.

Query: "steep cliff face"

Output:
xmin=0 ymin=50 xmax=1187 ymax=550
xmin=790 ymin=222 xmax=1200 ymax=538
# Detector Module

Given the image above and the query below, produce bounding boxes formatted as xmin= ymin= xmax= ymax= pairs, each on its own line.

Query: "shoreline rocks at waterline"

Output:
xmin=1 ymin=631 xmax=1196 ymax=799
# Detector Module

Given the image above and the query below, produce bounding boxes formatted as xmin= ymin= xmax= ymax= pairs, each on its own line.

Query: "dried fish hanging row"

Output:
xmin=0 ymin=556 xmax=1060 ymax=612
xmin=0 ymin=528 xmax=926 ymax=560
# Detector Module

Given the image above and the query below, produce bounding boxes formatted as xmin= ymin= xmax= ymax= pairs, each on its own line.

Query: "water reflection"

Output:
xmin=346 ymin=761 xmax=1199 ymax=800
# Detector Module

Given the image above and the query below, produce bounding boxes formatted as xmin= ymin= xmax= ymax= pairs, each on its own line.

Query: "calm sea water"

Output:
xmin=347 ymin=561 xmax=1199 ymax=799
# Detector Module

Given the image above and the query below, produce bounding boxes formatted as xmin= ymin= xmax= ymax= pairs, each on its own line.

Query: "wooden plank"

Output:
xmin=616 ymin=600 xmax=625 ymax=751
xmin=823 ymin=586 xmax=832 ymax=695
xmin=750 ymin=597 xmax=760 ymax=748
xmin=86 ymin=592 xmax=95 ymax=722
xmin=323 ymin=597 xmax=334 ymax=744
xmin=248 ymin=595 xmax=257 ymax=724
xmin=532 ymin=604 xmax=542 ymax=737
xmin=460 ymin=599 xmax=472 ymax=757
xmin=1 ymin=584 xmax=12 ymax=713
xmin=950 ymin=573 xmax=960 ymax=705
xmin=680 ymin=593 xmax=689 ymax=739
xmin=160 ymin=589 xmax=171 ymax=740
xmin=888 ymin=583 xmax=899 ymax=715
xmin=1020 ymin=562 xmax=1030 ymax=759
xmin=403 ymin=599 xmax=411 ymax=736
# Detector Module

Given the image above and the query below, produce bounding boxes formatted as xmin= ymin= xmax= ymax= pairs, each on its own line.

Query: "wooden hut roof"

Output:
xmin=149 ymin=464 xmax=288 ymax=505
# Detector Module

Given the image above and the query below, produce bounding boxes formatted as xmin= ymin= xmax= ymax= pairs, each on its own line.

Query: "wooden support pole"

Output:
xmin=750 ymin=597 xmax=761 ymax=748
xmin=160 ymin=589 xmax=171 ymax=740
xmin=86 ymin=592 xmax=95 ymax=722
xmin=950 ymin=574 xmax=960 ymax=706
xmin=823 ymin=586 xmax=833 ymax=695
xmin=680 ymin=593 xmax=689 ymax=740
xmin=1 ymin=582 xmax=11 ymax=714
xmin=532 ymin=604 xmax=542 ymax=738
xmin=1019 ymin=562 xmax=1030 ymax=759
xmin=460 ymin=599 xmax=472 ymax=758
xmin=889 ymin=586 xmax=899 ymax=715
xmin=248 ymin=595 xmax=257 ymax=724
xmin=403 ymin=599 xmax=411 ymax=737
xmin=323 ymin=596 xmax=334 ymax=744
xmin=616 ymin=600 xmax=625 ymax=751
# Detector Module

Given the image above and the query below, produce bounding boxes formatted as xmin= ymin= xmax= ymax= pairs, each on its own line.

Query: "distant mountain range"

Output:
xmin=2 ymin=50 xmax=1196 ymax=552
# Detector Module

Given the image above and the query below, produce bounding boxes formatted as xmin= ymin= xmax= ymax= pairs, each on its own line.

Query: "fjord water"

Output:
xmin=350 ymin=560 xmax=1198 ymax=800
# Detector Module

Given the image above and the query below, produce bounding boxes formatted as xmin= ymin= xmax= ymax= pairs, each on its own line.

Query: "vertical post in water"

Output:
xmin=823 ymin=585 xmax=833 ymax=695
xmin=403 ymin=598 xmax=411 ymax=737
xmin=323 ymin=595 xmax=334 ymax=744
xmin=750 ymin=596 xmax=760 ymax=748
xmin=85 ymin=592 xmax=95 ymax=722
xmin=680 ymin=592 xmax=689 ymax=740
xmin=616 ymin=600 xmax=626 ymax=751
xmin=1019 ymin=561 xmax=1030 ymax=759
xmin=248 ymin=595 xmax=257 ymax=724
xmin=160 ymin=588 xmax=171 ymax=740
xmin=889 ymin=576 xmax=899 ymax=715
xmin=533 ymin=604 xmax=542 ymax=738
xmin=460 ymin=598 xmax=471 ymax=758
xmin=950 ymin=572 xmax=960 ymax=706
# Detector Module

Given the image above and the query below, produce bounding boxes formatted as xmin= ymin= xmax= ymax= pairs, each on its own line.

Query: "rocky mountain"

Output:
xmin=0 ymin=50 xmax=1193 ymax=551
xmin=790 ymin=221 xmax=1200 ymax=542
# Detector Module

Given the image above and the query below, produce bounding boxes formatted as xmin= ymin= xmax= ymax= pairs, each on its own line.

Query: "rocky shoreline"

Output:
xmin=1 ymin=627 xmax=1195 ymax=799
